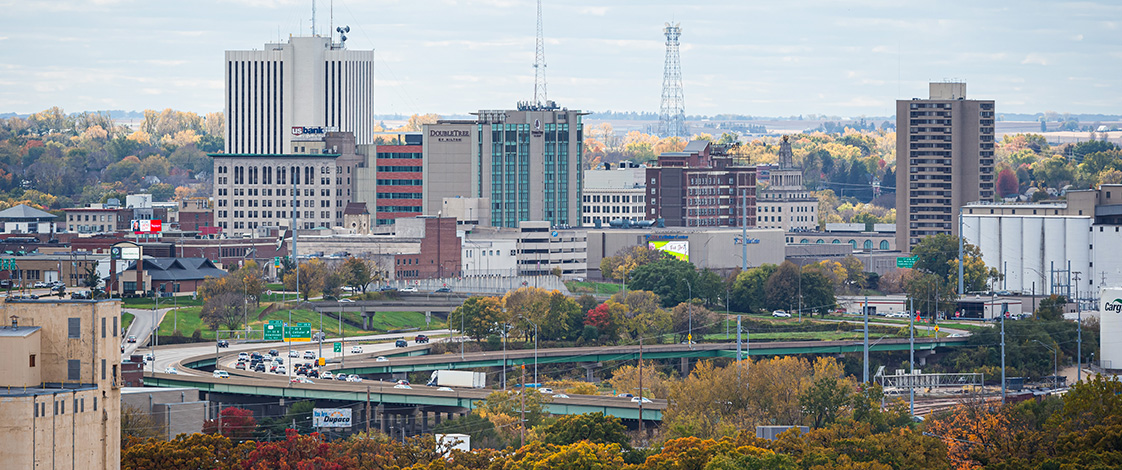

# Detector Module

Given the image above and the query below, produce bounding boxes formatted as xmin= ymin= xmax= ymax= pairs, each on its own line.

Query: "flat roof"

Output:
xmin=0 ymin=383 xmax=96 ymax=398
xmin=0 ymin=325 xmax=40 ymax=337
xmin=207 ymin=153 xmax=341 ymax=158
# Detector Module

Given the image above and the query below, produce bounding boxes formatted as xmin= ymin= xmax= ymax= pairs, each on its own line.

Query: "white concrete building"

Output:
xmin=225 ymin=36 xmax=374 ymax=154
xmin=582 ymin=161 xmax=647 ymax=227
xmin=462 ymin=239 xmax=517 ymax=277
xmin=757 ymin=137 xmax=818 ymax=231
xmin=466 ymin=221 xmax=588 ymax=278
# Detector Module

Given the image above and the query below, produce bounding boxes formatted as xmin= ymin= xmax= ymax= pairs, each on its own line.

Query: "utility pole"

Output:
xmin=519 ymin=365 xmax=525 ymax=448
xmin=1000 ymin=294 xmax=1006 ymax=405
xmin=736 ymin=315 xmax=742 ymax=382
xmin=638 ymin=334 xmax=644 ymax=436
xmin=1074 ymin=271 xmax=1082 ymax=382
xmin=741 ymin=189 xmax=748 ymax=271
xmin=863 ymin=295 xmax=869 ymax=383
xmin=909 ymin=298 xmax=914 ymax=418
xmin=366 ymin=386 xmax=371 ymax=436
xmin=958 ymin=206 xmax=964 ymax=295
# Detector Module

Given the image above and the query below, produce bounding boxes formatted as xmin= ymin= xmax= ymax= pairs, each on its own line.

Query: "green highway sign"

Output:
xmin=285 ymin=322 xmax=312 ymax=342
xmin=0 ymin=258 xmax=17 ymax=270
xmin=896 ymin=256 xmax=918 ymax=268
xmin=333 ymin=342 xmax=342 ymax=353
xmin=264 ymin=321 xmax=283 ymax=341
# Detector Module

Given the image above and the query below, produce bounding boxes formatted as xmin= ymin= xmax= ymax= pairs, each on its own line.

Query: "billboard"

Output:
xmin=312 ymin=408 xmax=352 ymax=428
xmin=131 ymin=219 xmax=162 ymax=234
xmin=648 ymin=240 xmax=689 ymax=261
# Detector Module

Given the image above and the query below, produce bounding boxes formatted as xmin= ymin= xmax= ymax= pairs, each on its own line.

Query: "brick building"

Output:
xmin=645 ymin=140 xmax=757 ymax=228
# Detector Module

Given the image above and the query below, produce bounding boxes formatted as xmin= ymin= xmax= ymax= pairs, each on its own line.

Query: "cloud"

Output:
xmin=577 ymin=6 xmax=608 ymax=16
xmin=1021 ymin=53 xmax=1048 ymax=65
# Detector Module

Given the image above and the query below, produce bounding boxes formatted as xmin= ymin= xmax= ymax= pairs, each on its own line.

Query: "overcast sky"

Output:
xmin=1 ymin=0 xmax=1120 ymax=118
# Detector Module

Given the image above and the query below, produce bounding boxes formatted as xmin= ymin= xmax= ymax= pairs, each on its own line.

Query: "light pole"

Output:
xmin=684 ymin=279 xmax=693 ymax=348
xmin=1073 ymin=271 xmax=1082 ymax=383
xmin=1032 ymin=339 xmax=1058 ymax=389
xmin=520 ymin=316 xmax=539 ymax=386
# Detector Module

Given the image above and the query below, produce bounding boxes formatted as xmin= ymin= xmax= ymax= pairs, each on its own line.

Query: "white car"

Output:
xmin=275 ymin=365 xmax=286 ymax=374
xmin=631 ymin=396 xmax=653 ymax=404
xmin=554 ymin=394 xmax=570 ymax=399
xmin=288 ymin=350 xmax=300 ymax=358
xmin=375 ymin=356 xmax=388 ymax=362
xmin=164 ymin=367 xmax=179 ymax=374
xmin=539 ymin=388 xmax=554 ymax=394
xmin=771 ymin=310 xmax=791 ymax=318
xmin=394 ymin=384 xmax=412 ymax=390
xmin=886 ymin=312 xmax=909 ymax=318
xmin=399 ymin=286 xmax=418 ymax=293
xmin=213 ymin=370 xmax=230 ymax=379
xmin=238 ymin=352 xmax=250 ymax=360
xmin=303 ymin=351 xmax=316 ymax=360
xmin=351 ymin=345 xmax=363 ymax=354
xmin=346 ymin=375 xmax=363 ymax=383
xmin=321 ymin=371 xmax=334 ymax=380
xmin=338 ymin=298 xmax=355 ymax=303
xmin=436 ymin=387 xmax=454 ymax=392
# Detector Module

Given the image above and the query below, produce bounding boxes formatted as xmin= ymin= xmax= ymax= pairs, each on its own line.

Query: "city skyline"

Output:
xmin=1 ymin=0 xmax=1120 ymax=118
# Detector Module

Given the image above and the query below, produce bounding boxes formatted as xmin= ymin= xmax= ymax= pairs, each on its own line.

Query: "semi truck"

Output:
xmin=427 ymin=370 xmax=486 ymax=388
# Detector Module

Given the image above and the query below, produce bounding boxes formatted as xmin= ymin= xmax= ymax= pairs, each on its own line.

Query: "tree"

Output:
xmin=628 ymin=257 xmax=698 ymax=307
xmin=997 ymin=167 xmax=1020 ymax=198
xmin=607 ymin=361 xmax=672 ymax=399
xmin=609 ymin=290 xmax=672 ymax=341
xmin=534 ymin=412 xmax=631 ymax=450
xmin=476 ymin=387 xmax=551 ymax=442
xmin=121 ymin=404 xmax=166 ymax=440
xmin=599 ymin=245 xmax=666 ymax=282
xmin=799 ymin=269 xmax=837 ymax=315
xmin=340 ymin=256 xmax=376 ymax=294
xmin=583 ymin=301 xmax=625 ymax=343
xmin=1035 ymin=294 xmax=1066 ymax=321
xmin=432 ymin=413 xmax=508 ymax=450
xmin=911 ymin=233 xmax=997 ymax=292
xmin=200 ymin=291 xmax=245 ymax=330
xmin=670 ymin=301 xmax=718 ymax=343
xmin=799 ymin=376 xmax=853 ymax=428
xmin=449 ymin=296 xmax=506 ymax=341
xmin=202 ymin=406 xmax=257 ymax=441
xmin=764 ymin=261 xmax=801 ymax=312
xmin=283 ymin=258 xmax=327 ymax=300
xmin=730 ymin=264 xmax=777 ymax=313
xmin=903 ymin=270 xmax=957 ymax=320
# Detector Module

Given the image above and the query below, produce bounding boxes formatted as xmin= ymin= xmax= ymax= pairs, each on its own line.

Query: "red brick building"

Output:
xmin=393 ymin=217 xmax=460 ymax=280
xmin=375 ymin=143 xmax=423 ymax=225
xmin=646 ymin=140 xmax=757 ymax=228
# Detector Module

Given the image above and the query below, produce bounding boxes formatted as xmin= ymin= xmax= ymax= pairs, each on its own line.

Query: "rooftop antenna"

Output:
xmin=310 ymin=0 xmax=316 ymax=36
xmin=533 ymin=0 xmax=548 ymax=106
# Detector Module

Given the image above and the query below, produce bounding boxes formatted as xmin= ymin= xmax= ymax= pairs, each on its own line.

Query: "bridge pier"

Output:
xmin=918 ymin=350 xmax=935 ymax=366
xmin=680 ymin=357 xmax=691 ymax=377
xmin=581 ymin=362 xmax=602 ymax=382
xmin=377 ymin=404 xmax=385 ymax=433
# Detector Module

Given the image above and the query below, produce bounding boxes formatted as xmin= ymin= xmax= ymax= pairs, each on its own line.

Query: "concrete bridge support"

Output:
xmin=581 ymin=362 xmax=602 ymax=382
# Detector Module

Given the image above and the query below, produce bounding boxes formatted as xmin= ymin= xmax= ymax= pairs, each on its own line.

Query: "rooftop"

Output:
xmin=0 ymin=383 xmax=96 ymax=398
xmin=0 ymin=325 xmax=41 ymax=337
xmin=0 ymin=204 xmax=56 ymax=220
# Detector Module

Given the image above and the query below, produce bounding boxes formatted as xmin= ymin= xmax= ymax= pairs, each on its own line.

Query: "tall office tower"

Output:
xmin=422 ymin=106 xmax=585 ymax=228
xmin=896 ymin=82 xmax=995 ymax=251
xmin=757 ymin=136 xmax=818 ymax=231
xmin=224 ymin=36 xmax=374 ymax=154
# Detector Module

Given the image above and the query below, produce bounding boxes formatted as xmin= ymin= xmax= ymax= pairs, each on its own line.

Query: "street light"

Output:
xmin=1032 ymin=339 xmax=1058 ymax=389
xmin=684 ymin=279 xmax=693 ymax=348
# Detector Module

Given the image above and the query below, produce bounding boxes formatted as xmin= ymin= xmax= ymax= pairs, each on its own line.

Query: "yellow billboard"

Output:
xmin=648 ymin=240 xmax=689 ymax=261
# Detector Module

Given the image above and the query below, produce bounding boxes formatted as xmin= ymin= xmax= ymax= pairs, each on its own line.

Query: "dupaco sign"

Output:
xmin=312 ymin=408 xmax=352 ymax=428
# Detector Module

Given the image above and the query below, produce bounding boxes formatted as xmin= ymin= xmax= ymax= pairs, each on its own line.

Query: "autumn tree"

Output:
xmin=609 ymin=290 xmax=672 ymax=341
xmin=599 ymin=245 xmax=667 ymax=282
xmin=670 ymin=300 xmax=718 ymax=343
xmin=340 ymin=257 xmax=379 ymax=294
xmin=607 ymin=361 xmax=672 ymax=399
xmin=283 ymin=258 xmax=327 ymax=301
xmin=449 ymin=296 xmax=507 ymax=341
xmin=533 ymin=412 xmax=631 ymax=450
xmin=202 ymin=406 xmax=257 ymax=441
xmin=121 ymin=404 xmax=166 ymax=440
xmin=201 ymin=292 xmax=245 ymax=331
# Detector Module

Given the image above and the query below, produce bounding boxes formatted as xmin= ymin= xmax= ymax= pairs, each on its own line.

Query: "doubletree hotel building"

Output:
xmin=422 ymin=104 xmax=585 ymax=228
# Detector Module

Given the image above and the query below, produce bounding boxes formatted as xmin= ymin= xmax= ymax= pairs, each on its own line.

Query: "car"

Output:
xmin=250 ymin=352 xmax=263 ymax=361
xmin=338 ymin=298 xmax=355 ymax=303
xmin=33 ymin=281 xmax=48 ymax=289
xmin=399 ymin=286 xmax=418 ymax=293
xmin=289 ymin=350 xmax=300 ymax=358
xmin=539 ymin=388 xmax=554 ymax=394
xmin=554 ymin=394 xmax=570 ymax=399
xmin=378 ymin=286 xmax=397 ymax=293
xmin=269 ymin=363 xmax=279 ymax=373
xmin=235 ymin=362 xmax=247 ymax=370
xmin=217 ymin=340 xmax=230 ymax=348
xmin=306 ymin=369 xmax=319 ymax=378
xmin=395 ymin=339 xmax=408 ymax=348
xmin=617 ymin=393 xmax=634 ymax=398
xmin=436 ymin=387 xmax=454 ymax=392
xmin=885 ymin=312 xmax=909 ymax=318
xmin=290 ymin=377 xmax=307 ymax=384
xmin=771 ymin=310 xmax=791 ymax=318
xmin=50 ymin=285 xmax=65 ymax=292
xmin=321 ymin=371 xmax=334 ymax=380
xmin=213 ymin=370 xmax=230 ymax=379
xmin=303 ymin=351 xmax=316 ymax=359
xmin=334 ymin=373 xmax=348 ymax=381
xmin=414 ymin=334 xmax=429 ymax=344
xmin=351 ymin=345 xmax=363 ymax=354
xmin=396 ymin=379 xmax=410 ymax=385
xmin=346 ymin=375 xmax=363 ymax=383
xmin=164 ymin=366 xmax=179 ymax=374
xmin=253 ymin=363 xmax=266 ymax=372
xmin=275 ymin=366 xmax=286 ymax=374
xmin=434 ymin=286 xmax=452 ymax=293
xmin=631 ymin=396 xmax=653 ymax=404
xmin=268 ymin=349 xmax=279 ymax=356
xmin=375 ymin=356 xmax=388 ymax=362
xmin=273 ymin=357 xmax=284 ymax=365
xmin=393 ymin=384 xmax=412 ymax=390
xmin=69 ymin=291 xmax=91 ymax=299
xmin=127 ymin=335 xmax=137 ymax=343
xmin=144 ymin=353 xmax=154 ymax=363
xmin=238 ymin=352 xmax=250 ymax=361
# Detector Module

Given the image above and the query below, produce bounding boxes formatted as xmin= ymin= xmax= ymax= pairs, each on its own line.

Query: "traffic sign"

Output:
xmin=285 ymin=322 xmax=312 ymax=342
xmin=333 ymin=342 xmax=342 ymax=353
xmin=264 ymin=321 xmax=283 ymax=341
xmin=896 ymin=256 xmax=918 ymax=268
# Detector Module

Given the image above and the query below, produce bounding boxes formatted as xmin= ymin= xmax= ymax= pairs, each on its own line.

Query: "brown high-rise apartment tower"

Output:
xmin=896 ymin=82 xmax=995 ymax=251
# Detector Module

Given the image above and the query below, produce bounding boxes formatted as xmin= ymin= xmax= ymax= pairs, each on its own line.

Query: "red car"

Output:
xmin=415 ymin=334 xmax=429 ymax=344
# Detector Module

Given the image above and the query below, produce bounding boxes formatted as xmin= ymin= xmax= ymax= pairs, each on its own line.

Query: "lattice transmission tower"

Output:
xmin=658 ymin=22 xmax=686 ymax=138
xmin=533 ymin=0 xmax=548 ymax=106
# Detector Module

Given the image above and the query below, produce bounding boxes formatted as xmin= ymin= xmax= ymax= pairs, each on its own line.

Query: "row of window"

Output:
xmin=377 ymin=165 xmax=422 ymax=173
xmin=68 ymin=214 xmax=117 ymax=222
xmin=583 ymin=194 xmax=644 ymax=203
xmin=34 ymin=396 xmax=98 ymax=418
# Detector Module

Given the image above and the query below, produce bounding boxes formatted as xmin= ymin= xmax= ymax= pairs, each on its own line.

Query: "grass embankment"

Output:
xmin=157 ymin=303 xmax=434 ymax=341
xmin=122 ymin=312 xmax=134 ymax=331
xmin=564 ymin=281 xmax=623 ymax=295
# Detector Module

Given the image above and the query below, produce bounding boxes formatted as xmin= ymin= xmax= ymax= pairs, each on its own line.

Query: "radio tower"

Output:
xmin=533 ymin=0 xmax=548 ymax=107
xmin=658 ymin=22 xmax=686 ymax=138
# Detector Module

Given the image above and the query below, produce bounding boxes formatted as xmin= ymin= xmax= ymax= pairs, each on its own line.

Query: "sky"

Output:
xmin=1 ymin=0 xmax=1120 ymax=119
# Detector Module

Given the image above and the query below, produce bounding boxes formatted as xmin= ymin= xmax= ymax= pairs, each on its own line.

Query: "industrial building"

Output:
xmin=896 ymin=82 xmax=996 ymax=251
